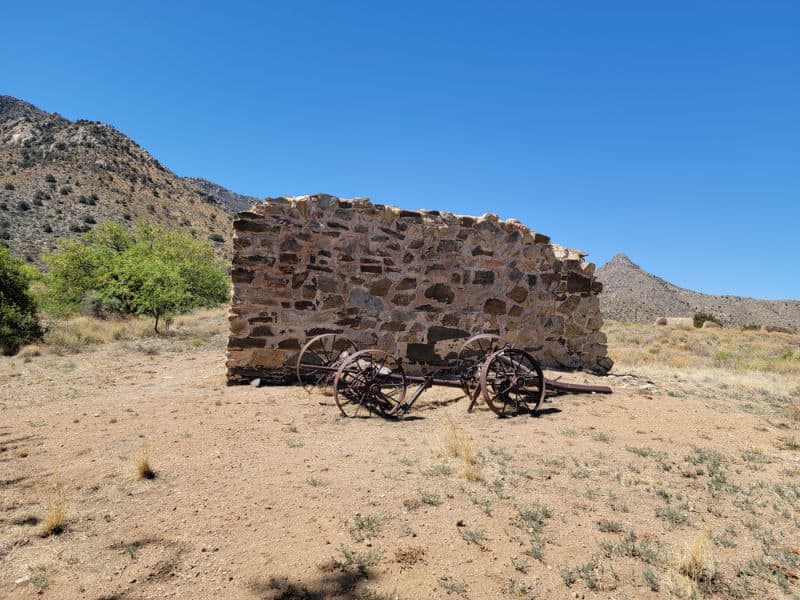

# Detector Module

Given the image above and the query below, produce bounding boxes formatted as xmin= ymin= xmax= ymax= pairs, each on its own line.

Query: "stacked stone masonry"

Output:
xmin=226 ymin=195 xmax=613 ymax=384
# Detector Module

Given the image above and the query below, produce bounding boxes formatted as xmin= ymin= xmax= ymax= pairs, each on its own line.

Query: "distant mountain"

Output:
xmin=597 ymin=254 xmax=800 ymax=330
xmin=182 ymin=177 xmax=259 ymax=216
xmin=0 ymin=95 xmax=257 ymax=262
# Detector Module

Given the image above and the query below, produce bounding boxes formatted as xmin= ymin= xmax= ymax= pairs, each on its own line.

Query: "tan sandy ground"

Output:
xmin=1 ymin=313 xmax=799 ymax=599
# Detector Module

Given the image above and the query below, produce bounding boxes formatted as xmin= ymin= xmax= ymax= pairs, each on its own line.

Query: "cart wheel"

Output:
xmin=456 ymin=334 xmax=509 ymax=399
xmin=333 ymin=349 xmax=407 ymax=418
xmin=296 ymin=334 xmax=359 ymax=395
xmin=479 ymin=348 xmax=545 ymax=417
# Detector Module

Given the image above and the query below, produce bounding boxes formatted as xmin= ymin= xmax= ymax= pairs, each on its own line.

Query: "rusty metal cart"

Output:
xmin=296 ymin=333 xmax=611 ymax=419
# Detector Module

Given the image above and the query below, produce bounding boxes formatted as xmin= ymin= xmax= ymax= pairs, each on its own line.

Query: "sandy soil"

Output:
xmin=1 ymin=327 xmax=799 ymax=599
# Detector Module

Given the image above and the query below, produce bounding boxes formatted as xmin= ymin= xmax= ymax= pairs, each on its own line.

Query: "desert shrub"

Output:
xmin=0 ymin=246 xmax=42 ymax=355
xmin=4 ymin=182 xmax=15 ymax=190
xmin=17 ymin=200 xmax=30 ymax=211
xmin=42 ymin=221 xmax=228 ymax=332
xmin=209 ymin=233 xmax=224 ymax=243
xmin=59 ymin=186 xmax=72 ymax=196
xmin=45 ymin=174 xmax=56 ymax=183
xmin=694 ymin=312 xmax=721 ymax=328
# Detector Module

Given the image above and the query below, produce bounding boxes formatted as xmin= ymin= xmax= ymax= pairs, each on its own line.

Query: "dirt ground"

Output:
xmin=1 ymin=314 xmax=799 ymax=599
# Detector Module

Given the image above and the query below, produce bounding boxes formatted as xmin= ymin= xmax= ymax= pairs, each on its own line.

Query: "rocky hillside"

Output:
xmin=597 ymin=254 xmax=800 ymax=330
xmin=0 ymin=96 xmax=257 ymax=262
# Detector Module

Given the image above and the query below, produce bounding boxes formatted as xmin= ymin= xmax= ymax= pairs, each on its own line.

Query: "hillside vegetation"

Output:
xmin=0 ymin=96 xmax=257 ymax=264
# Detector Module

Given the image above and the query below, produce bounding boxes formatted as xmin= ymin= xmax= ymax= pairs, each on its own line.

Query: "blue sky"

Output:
xmin=3 ymin=1 xmax=798 ymax=299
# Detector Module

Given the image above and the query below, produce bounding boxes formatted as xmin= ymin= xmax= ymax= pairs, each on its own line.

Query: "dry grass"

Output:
xmin=677 ymin=531 xmax=716 ymax=583
xmin=40 ymin=480 xmax=66 ymax=537
xmin=33 ymin=307 xmax=228 ymax=356
xmin=435 ymin=415 xmax=477 ymax=465
xmin=134 ymin=449 xmax=156 ymax=480
xmin=605 ymin=320 xmax=800 ymax=375
xmin=434 ymin=415 xmax=483 ymax=481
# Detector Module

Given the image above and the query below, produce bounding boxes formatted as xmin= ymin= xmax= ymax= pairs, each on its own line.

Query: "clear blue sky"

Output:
xmin=3 ymin=1 xmax=798 ymax=299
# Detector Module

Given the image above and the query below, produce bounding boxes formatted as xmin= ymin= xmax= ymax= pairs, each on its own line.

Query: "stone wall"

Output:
xmin=227 ymin=195 xmax=612 ymax=384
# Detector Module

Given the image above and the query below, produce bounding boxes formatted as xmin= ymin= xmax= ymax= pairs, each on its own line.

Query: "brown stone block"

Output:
xmin=483 ymin=298 xmax=507 ymax=315
xmin=369 ymin=278 xmax=392 ymax=297
xmin=392 ymin=293 xmax=413 ymax=306
xmin=472 ymin=270 xmax=495 ymax=285
xmin=556 ymin=296 xmax=581 ymax=314
xmin=424 ymin=284 xmax=455 ymax=304
xmin=506 ymin=286 xmax=528 ymax=303
xmin=565 ymin=272 xmax=592 ymax=293
xmin=251 ymin=348 xmax=288 ymax=368
xmin=229 ymin=318 xmax=248 ymax=334
xmin=396 ymin=278 xmax=417 ymax=291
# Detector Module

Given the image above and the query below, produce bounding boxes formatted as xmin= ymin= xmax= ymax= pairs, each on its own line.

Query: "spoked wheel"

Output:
xmin=456 ymin=334 xmax=508 ymax=408
xmin=296 ymin=334 xmax=359 ymax=395
xmin=479 ymin=348 xmax=545 ymax=417
xmin=333 ymin=349 xmax=407 ymax=418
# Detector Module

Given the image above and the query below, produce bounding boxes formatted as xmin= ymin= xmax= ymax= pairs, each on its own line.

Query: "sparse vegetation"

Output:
xmin=134 ymin=449 xmax=156 ymax=480
xmin=40 ymin=480 xmax=66 ymax=536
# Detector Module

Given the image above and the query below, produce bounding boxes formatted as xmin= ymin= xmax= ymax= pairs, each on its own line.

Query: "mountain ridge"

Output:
xmin=597 ymin=253 xmax=800 ymax=330
xmin=0 ymin=95 xmax=258 ymax=262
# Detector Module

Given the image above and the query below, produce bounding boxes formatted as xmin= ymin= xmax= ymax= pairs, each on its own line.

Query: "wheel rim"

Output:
xmin=456 ymin=334 xmax=508 ymax=398
xmin=480 ymin=348 xmax=545 ymax=417
xmin=333 ymin=349 xmax=406 ymax=418
xmin=296 ymin=334 xmax=359 ymax=395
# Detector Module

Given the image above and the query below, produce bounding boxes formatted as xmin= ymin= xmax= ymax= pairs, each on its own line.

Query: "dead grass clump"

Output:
xmin=134 ymin=450 xmax=156 ymax=480
xmin=786 ymin=399 xmax=800 ymax=424
xmin=435 ymin=416 xmax=476 ymax=465
xmin=40 ymin=480 xmax=66 ymax=537
xmin=435 ymin=416 xmax=484 ymax=482
xmin=667 ymin=531 xmax=718 ymax=597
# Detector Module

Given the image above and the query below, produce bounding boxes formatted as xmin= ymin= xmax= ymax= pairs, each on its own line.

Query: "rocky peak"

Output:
xmin=0 ymin=95 xmax=51 ymax=124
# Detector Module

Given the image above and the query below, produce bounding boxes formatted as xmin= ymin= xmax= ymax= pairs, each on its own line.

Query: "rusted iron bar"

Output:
xmin=545 ymin=379 xmax=613 ymax=394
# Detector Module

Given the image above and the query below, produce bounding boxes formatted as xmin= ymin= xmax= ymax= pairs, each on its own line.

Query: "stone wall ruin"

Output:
xmin=226 ymin=195 xmax=612 ymax=384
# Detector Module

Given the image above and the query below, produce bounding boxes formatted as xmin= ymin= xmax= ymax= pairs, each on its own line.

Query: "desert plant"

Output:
xmin=134 ymin=450 xmax=155 ymax=480
xmin=0 ymin=246 xmax=42 ymax=355
xmin=694 ymin=312 xmax=721 ymax=328
xmin=40 ymin=480 xmax=66 ymax=536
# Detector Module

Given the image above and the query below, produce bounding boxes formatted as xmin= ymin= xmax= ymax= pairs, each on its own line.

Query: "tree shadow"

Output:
xmin=249 ymin=567 xmax=385 ymax=600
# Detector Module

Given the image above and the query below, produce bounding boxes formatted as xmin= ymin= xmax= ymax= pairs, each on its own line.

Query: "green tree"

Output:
xmin=41 ymin=222 xmax=132 ymax=314
xmin=0 ymin=247 xmax=41 ymax=355
xmin=41 ymin=221 xmax=228 ymax=332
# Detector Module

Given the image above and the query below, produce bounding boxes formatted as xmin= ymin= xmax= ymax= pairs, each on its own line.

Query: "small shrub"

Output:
xmin=349 ymin=512 xmax=386 ymax=541
xmin=694 ymin=312 xmax=721 ymax=328
xmin=40 ymin=480 xmax=66 ymax=536
xmin=418 ymin=490 xmax=442 ymax=506
xmin=209 ymin=233 xmax=224 ymax=243
xmin=4 ymin=182 xmax=15 ymax=190
xmin=17 ymin=200 xmax=30 ymax=211
xmin=59 ymin=186 xmax=72 ymax=196
xmin=45 ymin=174 xmax=56 ymax=183
xmin=134 ymin=450 xmax=155 ymax=480
xmin=598 ymin=519 xmax=623 ymax=533
xmin=459 ymin=527 xmax=485 ymax=545
xmin=643 ymin=568 xmax=660 ymax=591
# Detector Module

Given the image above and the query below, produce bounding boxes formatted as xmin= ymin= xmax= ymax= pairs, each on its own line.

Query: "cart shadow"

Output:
xmin=530 ymin=406 xmax=562 ymax=417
